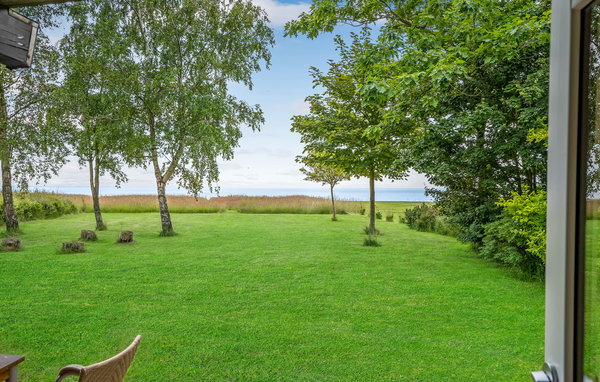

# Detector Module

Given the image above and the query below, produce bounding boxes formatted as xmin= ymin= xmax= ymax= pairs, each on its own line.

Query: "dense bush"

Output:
xmin=405 ymin=203 xmax=459 ymax=236
xmin=0 ymin=193 xmax=78 ymax=224
xmin=479 ymin=189 xmax=546 ymax=277
xmin=497 ymin=189 xmax=547 ymax=264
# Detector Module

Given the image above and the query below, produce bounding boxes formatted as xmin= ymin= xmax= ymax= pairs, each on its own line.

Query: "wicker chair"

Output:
xmin=54 ymin=335 xmax=141 ymax=382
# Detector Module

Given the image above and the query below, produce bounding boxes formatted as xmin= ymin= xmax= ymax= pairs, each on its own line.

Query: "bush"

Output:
xmin=0 ymin=193 xmax=78 ymax=224
xmin=480 ymin=213 xmax=543 ymax=277
xmin=385 ymin=213 xmax=394 ymax=222
xmin=434 ymin=216 xmax=460 ymax=237
xmin=405 ymin=204 xmax=438 ymax=231
xmin=496 ymin=188 xmax=547 ymax=265
xmin=478 ymin=188 xmax=546 ymax=278
xmin=363 ymin=235 xmax=381 ymax=247
xmin=360 ymin=208 xmax=366 ymax=215
xmin=363 ymin=226 xmax=380 ymax=235
xmin=14 ymin=198 xmax=43 ymax=221
xmin=375 ymin=211 xmax=382 ymax=220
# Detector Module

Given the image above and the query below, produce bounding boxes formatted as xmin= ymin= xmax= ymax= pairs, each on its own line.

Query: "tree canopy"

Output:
xmin=287 ymin=0 xmax=550 ymax=242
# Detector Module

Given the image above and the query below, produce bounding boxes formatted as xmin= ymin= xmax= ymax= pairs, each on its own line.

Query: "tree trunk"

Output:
xmin=89 ymin=159 xmax=106 ymax=231
xmin=369 ymin=169 xmax=376 ymax=233
xmin=0 ymin=82 xmax=17 ymax=232
xmin=330 ymin=184 xmax=337 ymax=221
xmin=1 ymin=159 xmax=18 ymax=232
xmin=156 ymin=178 xmax=174 ymax=236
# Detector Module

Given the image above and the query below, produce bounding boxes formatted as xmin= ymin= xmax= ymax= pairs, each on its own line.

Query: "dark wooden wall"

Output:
xmin=0 ymin=9 xmax=36 ymax=69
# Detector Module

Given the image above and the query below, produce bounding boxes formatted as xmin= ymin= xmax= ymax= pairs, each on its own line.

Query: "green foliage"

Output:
xmin=433 ymin=217 xmax=460 ymax=237
xmin=290 ymin=30 xmax=408 ymax=233
xmin=291 ymin=31 xmax=407 ymax=182
xmin=363 ymin=235 xmax=381 ymax=247
xmin=300 ymin=164 xmax=348 ymax=188
xmin=385 ymin=213 xmax=394 ymax=222
xmin=405 ymin=204 xmax=435 ymax=231
xmin=478 ymin=189 xmax=546 ymax=277
xmin=480 ymin=214 xmax=536 ymax=277
xmin=67 ymin=0 xmax=275 ymax=233
xmin=375 ymin=211 xmax=382 ymax=220
xmin=404 ymin=203 xmax=459 ymax=237
xmin=497 ymin=188 xmax=547 ymax=264
xmin=0 ymin=193 xmax=77 ymax=224
xmin=286 ymin=0 xmax=550 ymax=247
xmin=363 ymin=226 xmax=380 ymax=235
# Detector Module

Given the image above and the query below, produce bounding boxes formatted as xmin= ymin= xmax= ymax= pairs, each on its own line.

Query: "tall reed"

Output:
xmin=57 ymin=194 xmax=363 ymax=215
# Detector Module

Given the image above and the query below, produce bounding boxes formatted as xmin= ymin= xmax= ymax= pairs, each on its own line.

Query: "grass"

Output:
xmin=0 ymin=212 xmax=544 ymax=381
xmin=374 ymin=201 xmax=426 ymax=217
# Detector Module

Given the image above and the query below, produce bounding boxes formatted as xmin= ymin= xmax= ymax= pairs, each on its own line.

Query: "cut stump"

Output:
xmin=62 ymin=241 xmax=85 ymax=253
xmin=80 ymin=230 xmax=97 ymax=241
xmin=1 ymin=238 xmax=20 ymax=251
xmin=118 ymin=231 xmax=134 ymax=244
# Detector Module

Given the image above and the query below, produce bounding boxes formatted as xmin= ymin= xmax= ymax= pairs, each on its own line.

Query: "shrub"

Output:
xmin=405 ymin=203 xmax=439 ymax=232
xmin=375 ymin=211 xmax=382 ymax=220
xmin=0 ymin=193 xmax=78 ymax=224
xmin=385 ymin=213 xmax=394 ymax=222
xmin=360 ymin=208 xmax=366 ymax=215
xmin=398 ymin=215 xmax=406 ymax=224
xmin=497 ymin=188 xmax=547 ymax=264
xmin=363 ymin=235 xmax=381 ymax=247
xmin=363 ymin=226 xmax=380 ymax=235
xmin=478 ymin=188 xmax=546 ymax=278
xmin=480 ymin=213 xmax=543 ymax=277
xmin=14 ymin=198 xmax=43 ymax=221
xmin=434 ymin=217 xmax=460 ymax=237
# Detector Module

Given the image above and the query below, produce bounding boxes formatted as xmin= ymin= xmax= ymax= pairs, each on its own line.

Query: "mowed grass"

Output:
xmin=0 ymin=213 xmax=543 ymax=381
xmin=375 ymin=201 xmax=426 ymax=216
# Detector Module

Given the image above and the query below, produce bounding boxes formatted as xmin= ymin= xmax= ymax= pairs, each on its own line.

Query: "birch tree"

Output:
xmin=93 ymin=0 xmax=274 ymax=236
xmin=0 ymin=5 xmax=69 ymax=232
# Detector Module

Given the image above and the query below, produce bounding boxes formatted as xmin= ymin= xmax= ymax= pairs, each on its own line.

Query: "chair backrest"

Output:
xmin=79 ymin=335 xmax=141 ymax=382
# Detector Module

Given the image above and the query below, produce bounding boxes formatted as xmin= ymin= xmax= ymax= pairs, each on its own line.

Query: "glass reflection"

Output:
xmin=584 ymin=4 xmax=600 ymax=380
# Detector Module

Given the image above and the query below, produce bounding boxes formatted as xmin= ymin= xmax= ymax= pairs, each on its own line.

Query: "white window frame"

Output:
xmin=547 ymin=0 xmax=594 ymax=380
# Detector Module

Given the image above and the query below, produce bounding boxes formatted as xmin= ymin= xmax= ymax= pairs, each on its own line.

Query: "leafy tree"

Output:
xmin=92 ymin=0 xmax=274 ymax=236
xmin=0 ymin=5 xmax=69 ymax=233
xmin=286 ymin=0 xmax=550 ymax=243
xmin=291 ymin=31 xmax=407 ymax=233
xmin=60 ymin=2 xmax=133 ymax=231
xmin=300 ymin=164 xmax=348 ymax=221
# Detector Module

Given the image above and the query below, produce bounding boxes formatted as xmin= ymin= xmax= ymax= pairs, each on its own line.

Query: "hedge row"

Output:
xmin=0 ymin=193 xmax=78 ymax=224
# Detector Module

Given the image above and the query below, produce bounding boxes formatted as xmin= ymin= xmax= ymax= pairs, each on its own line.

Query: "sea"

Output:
xmin=30 ymin=186 xmax=433 ymax=202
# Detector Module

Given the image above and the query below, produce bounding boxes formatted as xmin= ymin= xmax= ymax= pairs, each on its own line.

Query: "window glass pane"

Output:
xmin=584 ymin=4 xmax=600 ymax=380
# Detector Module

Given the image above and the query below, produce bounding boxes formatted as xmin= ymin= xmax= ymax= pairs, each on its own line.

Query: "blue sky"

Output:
xmin=44 ymin=0 xmax=430 ymax=195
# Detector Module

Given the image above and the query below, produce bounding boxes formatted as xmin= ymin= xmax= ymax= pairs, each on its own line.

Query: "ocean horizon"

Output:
xmin=29 ymin=186 xmax=433 ymax=202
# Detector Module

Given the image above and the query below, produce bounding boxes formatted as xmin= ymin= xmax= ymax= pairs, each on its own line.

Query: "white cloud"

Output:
xmin=252 ymin=0 xmax=310 ymax=27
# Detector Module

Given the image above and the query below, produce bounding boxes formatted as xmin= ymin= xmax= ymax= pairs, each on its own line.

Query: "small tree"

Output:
xmin=300 ymin=164 xmax=348 ymax=221
xmin=291 ymin=31 xmax=407 ymax=234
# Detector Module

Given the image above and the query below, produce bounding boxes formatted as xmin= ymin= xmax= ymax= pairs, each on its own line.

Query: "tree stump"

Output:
xmin=1 ymin=238 xmax=20 ymax=251
xmin=118 ymin=231 xmax=134 ymax=243
xmin=62 ymin=241 xmax=85 ymax=253
xmin=80 ymin=230 xmax=97 ymax=241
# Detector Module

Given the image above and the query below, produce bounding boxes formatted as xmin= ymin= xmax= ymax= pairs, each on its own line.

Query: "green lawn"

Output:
xmin=0 ymin=213 xmax=544 ymax=381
